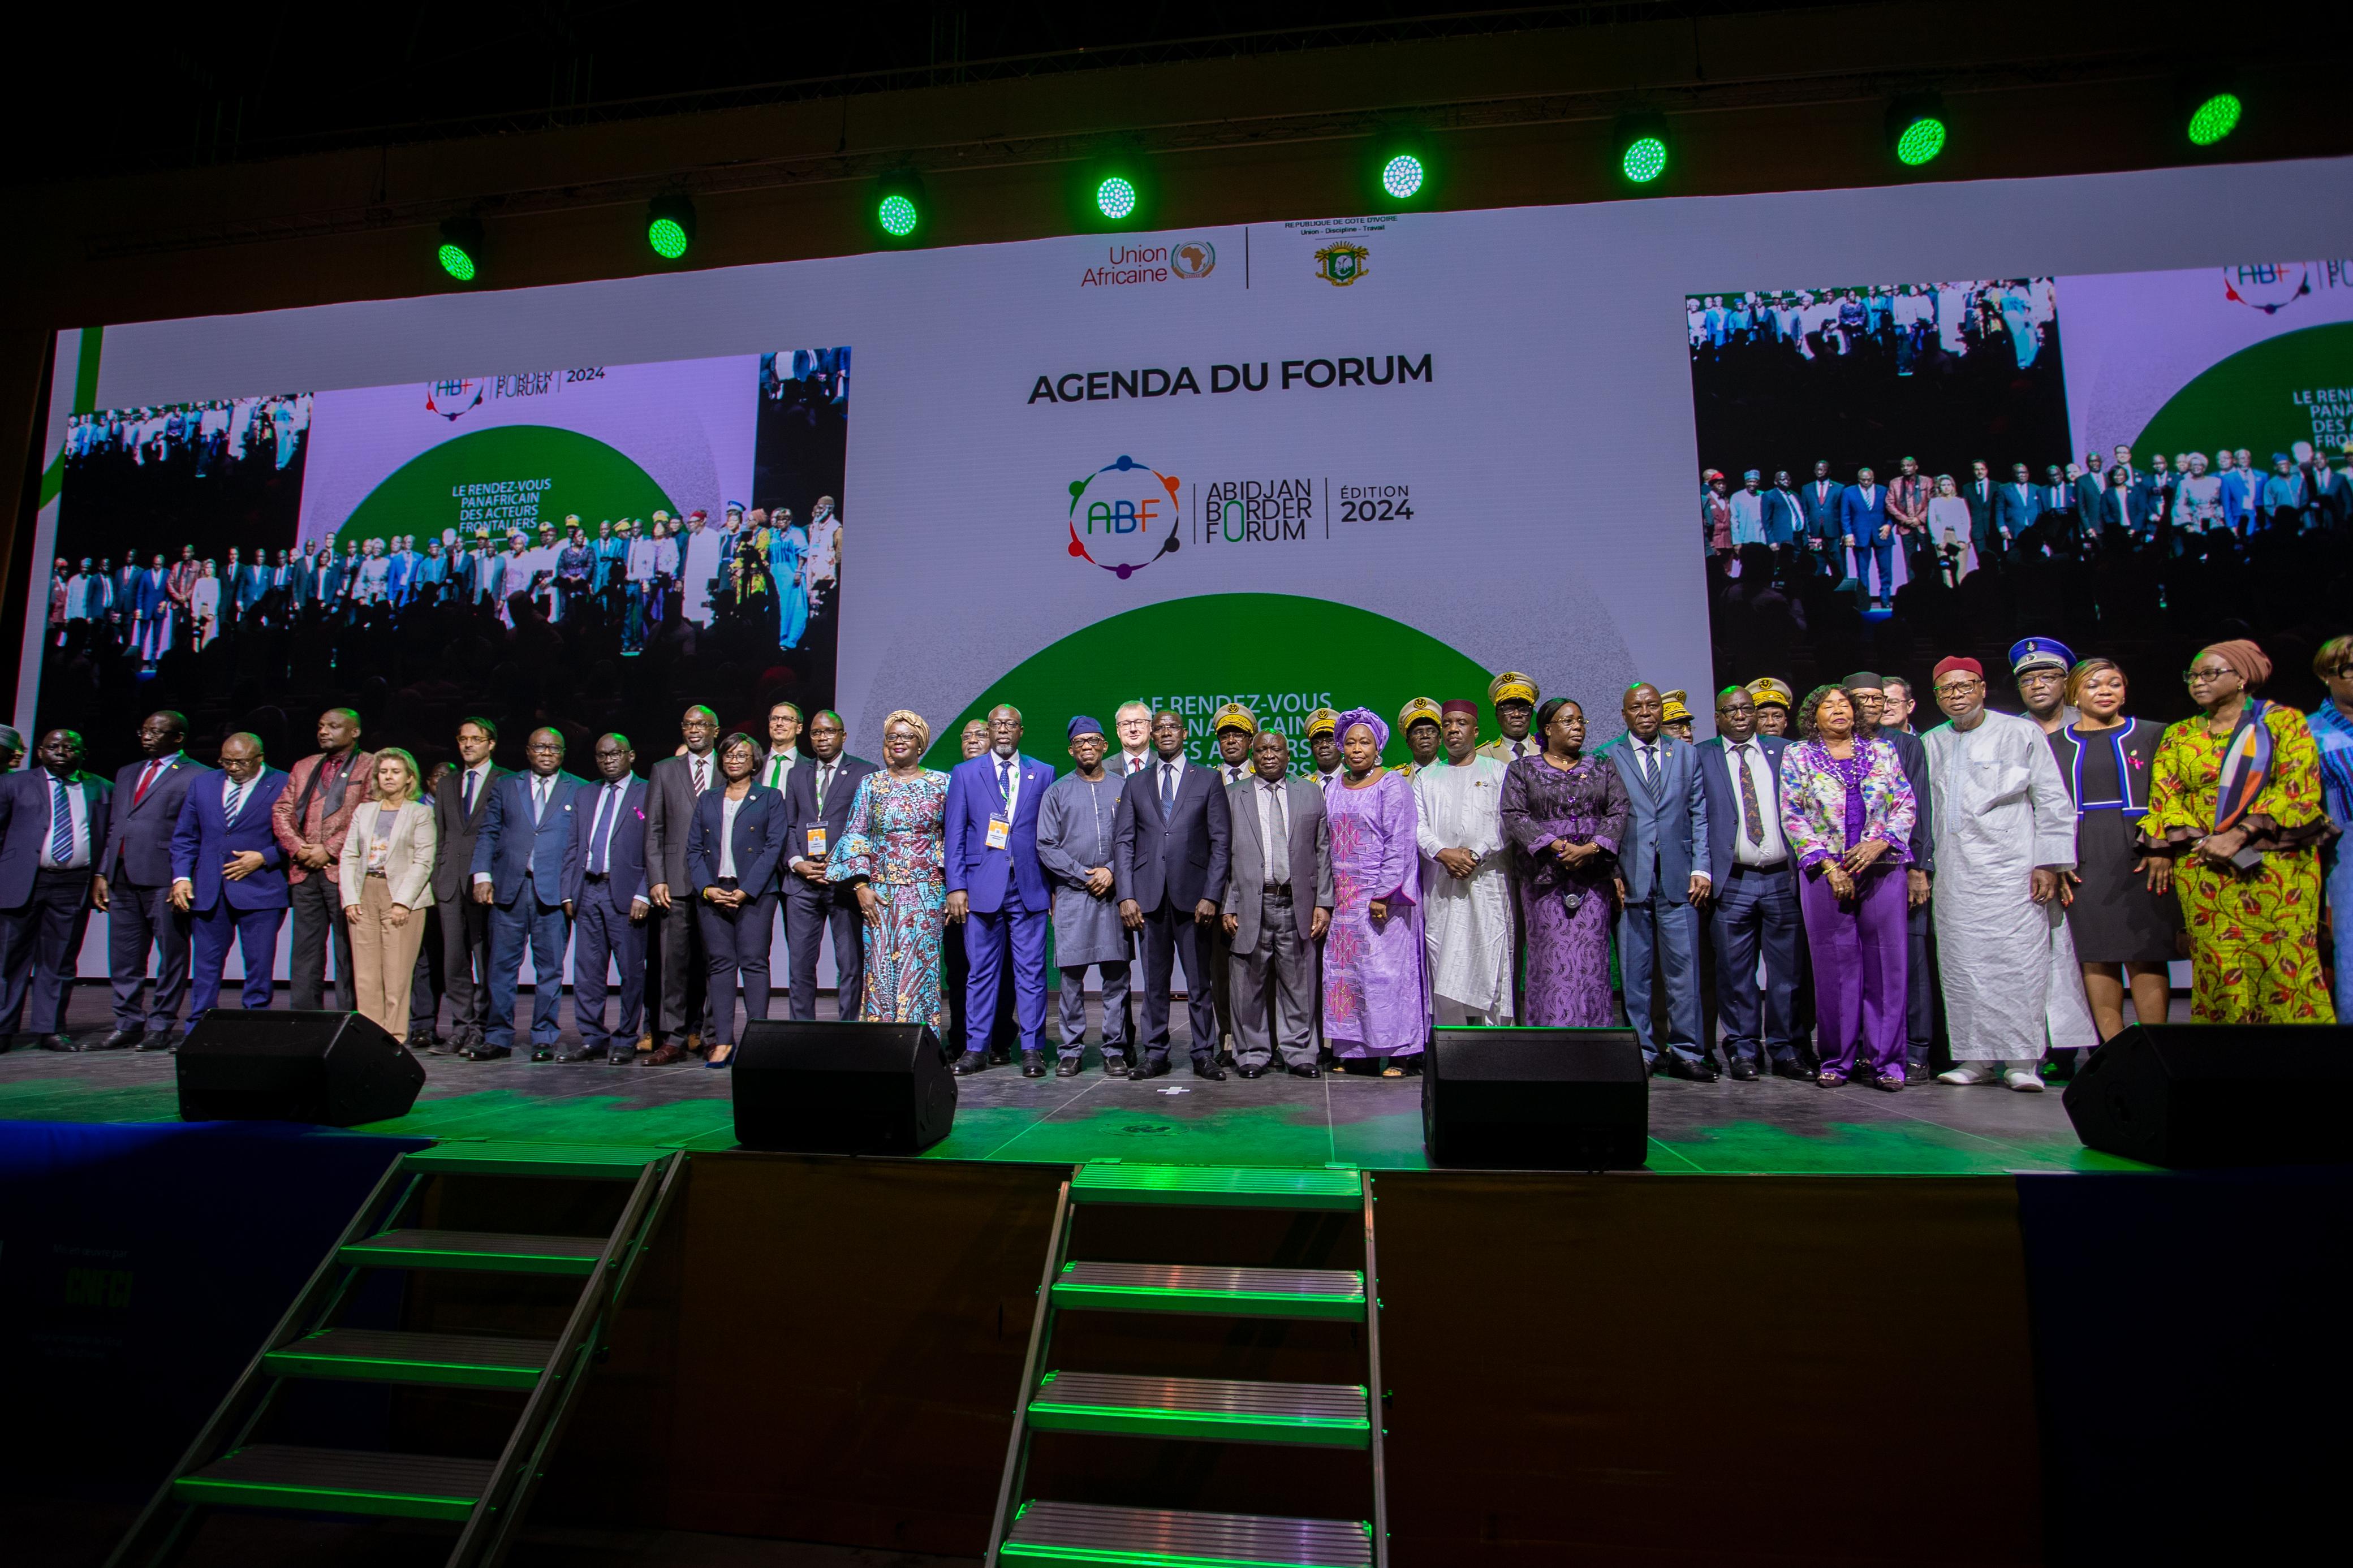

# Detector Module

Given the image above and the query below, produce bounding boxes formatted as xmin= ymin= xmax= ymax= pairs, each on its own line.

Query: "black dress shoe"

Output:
xmin=1287 ymin=1062 xmax=1322 ymax=1078
xmin=1101 ymin=1055 xmax=1129 ymax=1075
xmin=531 ymin=1045 xmax=557 ymax=1062
xmin=1665 ymin=1055 xmax=1716 ymax=1082
xmin=606 ymin=1046 xmax=638 ymax=1065
xmin=136 ymin=1030 xmax=179 ymax=1053
xmin=1647 ymin=1054 xmax=1670 ymax=1077
xmin=36 ymin=1034 xmax=79 ymax=1052
xmin=96 ymin=1028 xmax=144 ymax=1051
xmin=458 ymin=1042 xmax=512 ymax=1061
xmin=1191 ymin=1060 xmax=1227 ymax=1081
xmin=1020 ymin=1051 xmax=1047 ymax=1078
xmin=1769 ymin=1058 xmax=1814 ymax=1081
xmin=1727 ymin=1059 xmax=1760 ymax=1081
xmin=551 ymin=1047 xmax=595 ymax=1064
xmin=1055 ymin=1057 xmax=1083 ymax=1077
xmin=952 ymin=1051 xmax=990 ymax=1075
xmin=1128 ymin=1059 xmax=1171 ymax=1081
xmin=1235 ymin=1064 xmax=1266 ymax=1079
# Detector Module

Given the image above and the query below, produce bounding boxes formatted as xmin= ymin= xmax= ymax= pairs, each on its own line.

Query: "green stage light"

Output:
xmin=646 ymin=195 xmax=696 ymax=262
xmin=2187 ymin=91 xmax=2242 ymax=146
xmin=1622 ymin=135 xmax=1667 ymax=184
xmin=1893 ymin=114 xmax=1947 ymax=166
xmin=436 ymin=218 xmax=484 ymax=283
xmin=878 ymin=193 xmax=918 ymax=238
xmin=1380 ymin=153 xmax=1425 ymax=201
xmin=1095 ymin=175 xmax=1138 ymax=221
xmin=874 ymin=170 xmax=928 ymax=244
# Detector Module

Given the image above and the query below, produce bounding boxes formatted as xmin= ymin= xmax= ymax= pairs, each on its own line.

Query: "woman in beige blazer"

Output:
xmin=339 ymin=747 xmax=439 ymax=1043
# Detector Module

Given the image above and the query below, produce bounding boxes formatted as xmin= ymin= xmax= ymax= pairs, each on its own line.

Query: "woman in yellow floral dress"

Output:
xmin=2140 ymin=640 xmax=2339 ymax=1022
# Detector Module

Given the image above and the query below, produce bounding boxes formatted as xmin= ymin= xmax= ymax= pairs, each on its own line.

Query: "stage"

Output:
xmin=0 ymin=987 xmax=2139 ymax=1176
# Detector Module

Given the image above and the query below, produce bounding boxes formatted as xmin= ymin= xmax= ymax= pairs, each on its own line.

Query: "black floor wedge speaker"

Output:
xmin=731 ymin=1020 xmax=958 ymax=1154
xmin=175 ymin=1009 xmax=426 ymax=1126
xmin=1422 ymin=1026 xmax=1649 ymax=1169
xmin=2063 ymin=1023 xmax=2353 ymax=1167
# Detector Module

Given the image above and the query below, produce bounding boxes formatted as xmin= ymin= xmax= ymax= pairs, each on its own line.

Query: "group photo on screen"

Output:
xmin=32 ymin=355 xmax=849 ymax=787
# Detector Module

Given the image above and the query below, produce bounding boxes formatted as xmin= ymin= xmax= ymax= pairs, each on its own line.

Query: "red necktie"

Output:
xmin=133 ymin=760 xmax=163 ymax=806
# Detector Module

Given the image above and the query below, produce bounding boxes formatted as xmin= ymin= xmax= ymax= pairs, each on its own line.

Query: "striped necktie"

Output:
xmin=49 ymin=778 xmax=74 ymax=862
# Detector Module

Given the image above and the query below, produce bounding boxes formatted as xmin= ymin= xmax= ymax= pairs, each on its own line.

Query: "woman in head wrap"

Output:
xmin=826 ymin=709 xmax=953 ymax=1027
xmin=1498 ymin=697 xmax=1630 ymax=1028
xmin=2139 ymin=640 xmax=2338 ymax=1022
xmin=1322 ymin=708 xmax=1429 ymax=1075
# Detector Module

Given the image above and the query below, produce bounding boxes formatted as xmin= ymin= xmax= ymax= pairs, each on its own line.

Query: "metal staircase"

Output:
xmin=106 ymin=1141 xmax=684 ymax=1568
xmin=987 ymin=1162 xmax=1387 ymax=1568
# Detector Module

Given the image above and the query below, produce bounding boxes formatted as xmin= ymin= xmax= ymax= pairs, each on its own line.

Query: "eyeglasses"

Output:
xmin=1932 ymin=679 xmax=1983 ymax=697
xmin=2182 ymin=667 xmax=2237 ymax=686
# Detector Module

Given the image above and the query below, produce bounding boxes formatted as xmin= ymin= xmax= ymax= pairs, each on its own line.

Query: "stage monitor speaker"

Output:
xmin=732 ymin=1020 xmax=958 ymax=1154
xmin=2062 ymin=1023 xmax=2353 ymax=1167
xmin=175 ymin=1009 xmax=426 ymax=1126
xmin=1422 ymin=1026 xmax=1648 ymax=1169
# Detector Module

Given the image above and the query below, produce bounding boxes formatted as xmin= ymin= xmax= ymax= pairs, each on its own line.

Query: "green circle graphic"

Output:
xmin=921 ymin=593 xmax=1494 ymax=772
xmin=333 ymin=425 xmax=678 ymax=553
xmin=2131 ymin=321 xmax=2353 ymax=466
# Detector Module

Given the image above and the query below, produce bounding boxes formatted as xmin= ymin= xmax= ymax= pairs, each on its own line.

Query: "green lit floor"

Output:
xmin=1 ymin=989 xmax=2143 ymax=1176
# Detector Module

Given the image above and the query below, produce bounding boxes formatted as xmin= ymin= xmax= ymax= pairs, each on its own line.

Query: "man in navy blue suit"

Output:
xmin=781 ymin=711 xmax=877 ymax=1023
xmin=170 ymin=732 xmax=288 ymax=1024
xmin=945 ymin=705 xmax=1056 ymax=1077
xmin=1797 ymin=461 xmax=1843 ymax=580
xmin=1594 ymin=685 xmax=1712 ymax=1078
xmin=469 ymin=727 xmax=587 ymax=1062
xmin=1113 ymin=709 xmax=1234 ymax=1081
xmin=1838 ymin=466 xmax=1895 ymax=608
xmin=567 ymin=733 xmax=651 ymax=1065
xmin=0 ymin=729 xmax=111 ymax=1051
xmin=1992 ymin=463 xmax=2039 ymax=558
xmin=1693 ymin=688 xmax=1804 ymax=1079
xmin=93 ymin=709 xmax=206 ymax=1050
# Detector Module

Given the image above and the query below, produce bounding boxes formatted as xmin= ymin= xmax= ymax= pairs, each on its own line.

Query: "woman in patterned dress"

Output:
xmin=1322 ymin=708 xmax=1428 ymax=1076
xmin=1498 ymin=697 xmax=1630 ymax=1028
xmin=2139 ymin=640 xmax=2338 ymax=1023
xmin=827 ymin=710 xmax=950 ymax=1029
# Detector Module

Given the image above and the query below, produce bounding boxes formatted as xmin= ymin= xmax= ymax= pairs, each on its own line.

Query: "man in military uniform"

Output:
xmin=1747 ymin=678 xmax=1795 ymax=737
xmin=1660 ymin=690 xmax=1697 ymax=744
xmin=1475 ymin=672 xmax=1542 ymax=763
xmin=1397 ymin=697 xmax=1443 ymax=777
xmin=1303 ymin=707 xmax=1343 ymax=791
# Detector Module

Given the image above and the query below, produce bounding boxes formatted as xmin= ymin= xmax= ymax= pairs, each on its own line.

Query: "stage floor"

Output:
xmin=0 ymin=987 xmax=2145 ymax=1175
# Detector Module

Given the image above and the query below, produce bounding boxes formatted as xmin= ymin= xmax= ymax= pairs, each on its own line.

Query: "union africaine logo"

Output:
xmin=2222 ymin=262 xmax=2312 ymax=316
xmin=425 ymin=378 xmax=484 ymax=421
xmin=1170 ymin=240 xmax=1216 ymax=279
xmin=1314 ymin=243 xmax=1370 ymax=287
xmin=1068 ymin=455 xmax=1182 ymax=579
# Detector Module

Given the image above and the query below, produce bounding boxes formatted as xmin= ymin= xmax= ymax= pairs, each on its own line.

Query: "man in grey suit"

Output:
xmin=1221 ymin=731 xmax=1332 ymax=1078
xmin=1113 ymin=709 xmax=1233 ymax=1080
xmin=93 ymin=709 xmax=205 ymax=1051
xmin=432 ymin=718 xmax=506 ymax=1055
xmin=643 ymin=705 xmax=721 ymax=1064
xmin=1595 ymin=683 xmax=1713 ymax=1078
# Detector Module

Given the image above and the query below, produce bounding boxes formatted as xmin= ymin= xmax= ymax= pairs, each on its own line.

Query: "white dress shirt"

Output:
xmin=37 ymin=774 xmax=90 ymax=869
xmin=990 ymin=750 xmax=1024 ymax=820
xmin=1718 ymin=741 xmax=1789 ymax=867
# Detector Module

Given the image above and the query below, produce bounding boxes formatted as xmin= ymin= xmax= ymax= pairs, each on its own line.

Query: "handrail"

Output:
xmin=983 ymin=1176 xmax=1074 ymax=1568
xmin=1361 ymin=1172 xmax=1390 ymax=1568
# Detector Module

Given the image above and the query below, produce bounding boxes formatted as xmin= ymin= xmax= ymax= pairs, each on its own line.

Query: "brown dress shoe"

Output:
xmin=634 ymin=1035 xmax=654 ymax=1053
xmin=684 ymin=1033 xmax=707 ymax=1057
xmin=644 ymin=1042 xmax=691 ymax=1066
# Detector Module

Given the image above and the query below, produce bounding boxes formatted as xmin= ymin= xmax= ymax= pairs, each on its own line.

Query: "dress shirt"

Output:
xmin=1153 ymin=753 xmax=1186 ymax=814
xmin=132 ymin=751 xmax=182 ymax=806
xmin=761 ymin=749 xmax=795 ymax=792
xmin=459 ymin=761 xmax=492 ymax=815
xmin=1719 ymin=741 xmax=1789 ymax=867
xmin=531 ymin=774 xmax=555 ymax=823
xmin=38 ymin=774 xmax=90 ymax=869
xmin=1628 ymin=738 xmax=1665 ymax=792
xmin=992 ymin=750 xmax=1024 ymax=820
xmin=587 ymin=779 xmax=626 ymax=873
xmin=1256 ymin=778 xmax=1292 ymax=884
xmin=812 ymin=759 xmax=837 ymax=814
xmin=718 ymin=794 xmax=744 ymax=879
xmin=1119 ymin=749 xmax=1151 ymax=777
xmin=687 ymin=751 xmax=714 ymax=797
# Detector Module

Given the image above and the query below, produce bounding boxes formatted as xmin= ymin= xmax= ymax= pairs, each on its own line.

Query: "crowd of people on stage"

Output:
xmin=61 ymin=394 xmax=313 ymax=476
xmin=3 ymin=633 xmax=2345 ymax=1091
xmin=1701 ymin=440 xmax=2353 ymax=607
xmin=1688 ymin=280 xmax=2056 ymax=372
xmin=45 ymin=498 xmax=844 ymax=662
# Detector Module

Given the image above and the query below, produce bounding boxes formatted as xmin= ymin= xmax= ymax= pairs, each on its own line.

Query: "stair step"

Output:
xmin=402 ymin=1141 xmax=667 ymax=1180
xmin=340 ymin=1228 xmax=607 ymax=1276
xmin=1028 ymin=1371 xmax=1370 ymax=1447
xmin=1003 ymin=1500 xmax=1372 ymax=1568
xmin=265 ymin=1328 xmax=555 ymax=1389
xmin=1073 ymin=1163 xmax=1361 ymax=1210
xmin=174 ymin=1444 xmax=494 ymax=1522
xmin=1054 ymin=1261 xmax=1366 ymax=1320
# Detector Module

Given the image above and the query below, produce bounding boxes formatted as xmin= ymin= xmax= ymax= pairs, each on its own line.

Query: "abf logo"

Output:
xmin=2222 ymin=262 xmax=2312 ymax=316
xmin=1314 ymin=244 xmax=1369 ymax=287
xmin=1067 ymin=455 xmax=1182 ymax=580
xmin=425 ymin=379 xmax=483 ymax=421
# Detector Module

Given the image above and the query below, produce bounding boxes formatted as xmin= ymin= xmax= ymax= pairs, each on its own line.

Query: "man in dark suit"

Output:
xmin=1962 ymin=461 xmax=1998 ymax=563
xmin=567 ymin=733 xmax=651 ymax=1065
xmin=469 ymin=727 xmax=587 ymax=1062
xmin=1221 ymin=730 xmax=1332 ymax=1078
xmin=1594 ymin=685 xmax=1712 ymax=1078
xmin=2073 ymin=452 xmax=2109 ymax=538
xmin=1992 ymin=463 xmax=2039 ymax=558
xmin=1838 ymin=466 xmax=1894 ymax=607
xmin=170 ymin=732 xmax=288 ymax=1023
xmin=0 ymin=729 xmax=111 ymax=1050
xmin=1693 ymin=688 xmax=1803 ymax=1080
xmin=92 ymin=709 xmax=205 ymax=1050
xmin=642 ymin=705 xmax=720 ymax=1065
xmin=1113 ymin=709 xmax=1234 ymax=1081
xmin=431 ymin=718 xmax=505 ymax=1055
xmin=782 ymin=710 xmax=877 ymax=1022
xmin=945 ymin=705 xmax=1057 ymax=1077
